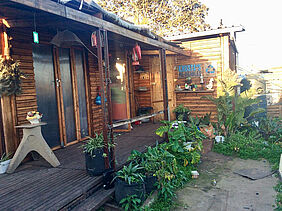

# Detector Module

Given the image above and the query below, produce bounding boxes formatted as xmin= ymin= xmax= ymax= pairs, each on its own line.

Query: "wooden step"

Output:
xmin=72 ymin=188 xmax=115 ymax=211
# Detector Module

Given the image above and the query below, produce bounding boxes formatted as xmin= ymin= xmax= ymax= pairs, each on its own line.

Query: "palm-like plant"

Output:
xmin=115 ymin=162 xmax=144 ymax=185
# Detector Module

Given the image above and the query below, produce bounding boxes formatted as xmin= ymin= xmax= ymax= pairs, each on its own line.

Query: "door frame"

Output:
xmin=53 ymin=46 xmax=91 ymax=147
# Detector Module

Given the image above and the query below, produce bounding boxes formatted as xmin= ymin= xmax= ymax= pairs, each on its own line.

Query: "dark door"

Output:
xmin=33 ymin=45 xmax=61 ymax=148
xmin=58 ymin=48 xmax=77 ymax=144
xmin=74 ymin=49 xmax=89 ymax=138
xmin=33 ymin=45 xmax=90 ymax=148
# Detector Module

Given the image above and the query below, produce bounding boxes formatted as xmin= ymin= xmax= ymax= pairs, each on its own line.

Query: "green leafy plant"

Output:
xmin=115 ymin=162 xmax=144 ymax=185
xmin=204 ymin=92 xmax=264 ymax=137
xmin=173 ymin=104 xmax=191 ymax=120
xmin=0 ymin=153 xmax=11 ymax=162
xmin=82 ymin=133 xmax=105 ymax=157
xmin=257 ymin=117 xmax=282 ymax=144
xmin=274 ymin=182 xmax=282 ymax=210
xmin=0 ymin=56 xmax=25 ymax=96
xmin=173 ymin=104 xmax=190 ymax=114
xmin=120 ymin=194 xmax=142 ymax=211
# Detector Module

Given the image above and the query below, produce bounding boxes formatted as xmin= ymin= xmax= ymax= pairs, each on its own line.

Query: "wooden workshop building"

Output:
xmin=0 ymin=0 xmax=188 ymax=159
xmin=165 ymin=27 xmax=245 ymax=121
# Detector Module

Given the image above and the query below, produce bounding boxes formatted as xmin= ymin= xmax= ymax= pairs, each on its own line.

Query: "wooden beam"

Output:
xmin=0 ymin=20 xmax=18 ymax=154
xmin=142 ymin=50 xmax=177 ymax=56
xmin=103 ymin=30 xmax=115 ymax=169
xmin=97 ymin=29 xmax=109 ymax=169
xmin=7 ymin=0 xmax=189 ymax=56
xmin=160 ymin=49 xmax=169 ymax=121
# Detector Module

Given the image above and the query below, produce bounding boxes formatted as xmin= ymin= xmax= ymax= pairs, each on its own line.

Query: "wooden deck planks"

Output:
xmin=0 ymin=122 xmax=160 ymax=210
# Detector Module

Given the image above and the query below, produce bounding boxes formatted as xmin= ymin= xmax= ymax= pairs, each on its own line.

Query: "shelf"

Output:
xmin=134 ymin=71 xmax=149 ymax=74
xmin=175 ymin=89 xmax=215 ymax=93
xmin=135 ymin=89 xmax=150 ymax=92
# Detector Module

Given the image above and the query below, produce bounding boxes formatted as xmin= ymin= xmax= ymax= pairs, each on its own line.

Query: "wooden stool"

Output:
xmin=7 ymin=122 xmax=60 ymax=173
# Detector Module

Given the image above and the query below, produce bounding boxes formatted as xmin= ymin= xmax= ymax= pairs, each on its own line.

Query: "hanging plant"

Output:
xmin=0 ymin=56 xmax=25 ymax=96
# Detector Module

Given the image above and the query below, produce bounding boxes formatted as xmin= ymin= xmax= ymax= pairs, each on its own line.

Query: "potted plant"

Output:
xmin=82 ymin=133 xmax=106 ymax=176
xmin=173 ymin=104 xmax=191 ymax=121
xmin=114 ymin=162 xmax=145 ymax=204
xmin=0 ymin=153 xmax=11 ymax=174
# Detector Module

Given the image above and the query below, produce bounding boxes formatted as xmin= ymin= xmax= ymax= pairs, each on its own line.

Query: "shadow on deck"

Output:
xmin=0 ymin=122 xmax=161 ymax=210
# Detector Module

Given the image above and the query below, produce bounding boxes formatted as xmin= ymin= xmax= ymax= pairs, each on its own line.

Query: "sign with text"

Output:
xmin=177 ymin=62 xmax=217 ymax=78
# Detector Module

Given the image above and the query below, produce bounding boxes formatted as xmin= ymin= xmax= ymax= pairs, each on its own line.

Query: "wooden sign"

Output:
xmin=177 ymin=62 xmax=217 ymax=78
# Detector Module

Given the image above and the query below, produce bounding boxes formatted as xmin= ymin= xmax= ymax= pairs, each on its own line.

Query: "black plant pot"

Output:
xmin=85 ymin=148 xmax=105 ymax=176
xmin=175 ymin=112 xmax=189 ymax=121
xmin=144 ymin=175 xmax=157 ymax=194
xmin=115 ymin=178 xmax=145 ymax=204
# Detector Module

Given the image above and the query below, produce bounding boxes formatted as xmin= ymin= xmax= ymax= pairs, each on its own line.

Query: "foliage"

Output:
xmin=213 ymin=130 xmax=281 ymax=169
xmin=96 ymin=0 xmax=210 ymax=36
xmin=120 ymin=194 xmax=142 ymax=211
xmin=115 ymin=162 xmax=144 ymax=185
xmin=217 ymin=68 xmax=240 ymax=97
xmin=257 ymin=117 xmax=282 ymax=144
xmin=124 ymin=120 xmax=205 ymax=210
xmin=0 ymin=153 xmax=11 ymax=162
xmin=82 ymin=133 xmax=104 ymax=157
xmin=0 ymin=56 xmax=25 ymax=96
xmin=173 ymin=104 xmax=191 ymax=114
xmin=274 ymin=182 xmax=282 ymax=210
xmin=189 ymin=113 xmax=211 ymax=127
xmin=204 ymin=91 xmax=264 ymax=137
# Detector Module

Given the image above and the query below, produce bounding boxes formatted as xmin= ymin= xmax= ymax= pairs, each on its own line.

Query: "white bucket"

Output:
xmin=0 ymin=159 xmax=11 ymax=174
xmin=215 ymin=136 xmax=225 ymax=143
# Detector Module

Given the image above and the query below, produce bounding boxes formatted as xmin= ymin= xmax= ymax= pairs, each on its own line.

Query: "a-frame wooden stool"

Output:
xmin=7 ymin=122 xmax=60 ymax=173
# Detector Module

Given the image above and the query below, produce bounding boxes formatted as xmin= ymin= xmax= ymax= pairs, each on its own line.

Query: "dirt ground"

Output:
xmin=175 ymin=152 xmax=278 ymax=211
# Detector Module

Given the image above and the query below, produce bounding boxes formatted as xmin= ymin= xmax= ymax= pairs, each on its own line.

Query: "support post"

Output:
xmin=159 ymin=49 xmax=169 ymax=121
xmin=103 ymin=30 xmax=115 ymax=170
xmin=0 ymin=19 xmax=18 ymax=154
xmin=97 ymin=29 xmax=109 ymax=169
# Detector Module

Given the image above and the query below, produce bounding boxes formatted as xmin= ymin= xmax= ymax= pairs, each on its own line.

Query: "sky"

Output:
xmin=201 ymin=0 xmax=282 ymax=70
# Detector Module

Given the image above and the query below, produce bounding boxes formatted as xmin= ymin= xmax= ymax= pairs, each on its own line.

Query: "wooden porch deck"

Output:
xmin=0 ymin=122 xmax=161 ymax=210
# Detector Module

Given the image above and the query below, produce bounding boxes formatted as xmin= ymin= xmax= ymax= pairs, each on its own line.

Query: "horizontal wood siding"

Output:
xmin=87 ymin=52 xmax=103 ymax=133
xmin=9 ymin=27 xmax=38 ymax=143
xmin=267 ymin=104 xmax=282 ymax=118
xmin=134 ymin=56 xmax=152 ymax=109
xmin=174 ymin=36 xmax=230 ymax=121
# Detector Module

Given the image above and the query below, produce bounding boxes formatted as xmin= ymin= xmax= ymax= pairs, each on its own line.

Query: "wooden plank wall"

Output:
xmin=267 ymin=104 xmax=282 ymax=118
xmin=174 ymin=36 xmax=230 ymax=121
xmin=133 ymin=56 xmax=152 ymax=111
xmin=10 ymin=28 xmax=38 ymax=135
xmin=8 ymin=25 xmax=103 ymax=148
xmin=87 ymin=51 xmax=104 ymax=133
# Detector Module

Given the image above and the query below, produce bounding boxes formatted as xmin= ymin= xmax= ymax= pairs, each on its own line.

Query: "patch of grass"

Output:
xmin=274 ymin=182 xmax=282 ymax=211
xmin=213 ymin=130 xmax=282 ymax=210
xmin=213 ymin=131 xmax=281 ymax=170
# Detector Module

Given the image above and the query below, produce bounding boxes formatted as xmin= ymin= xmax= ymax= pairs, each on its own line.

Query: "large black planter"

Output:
xmin=175 ymin=112 xmax=189 ymax=121
xmin=85 ymin=148 xmax=105 ymax=176
xmin=144 ymin=175 xmax=157 ymax=194
xmin=115 ymin=178 xmax=145 ymax=204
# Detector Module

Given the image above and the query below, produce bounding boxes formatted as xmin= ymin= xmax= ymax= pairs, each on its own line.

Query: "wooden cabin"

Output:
xmin=164 ymin=27 xmax=245 ymax=121
xmin=0 ymin=0 xmax=189 ymax=160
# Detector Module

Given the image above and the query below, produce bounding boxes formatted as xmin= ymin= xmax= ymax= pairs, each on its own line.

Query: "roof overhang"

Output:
xmin=7 ymin=0 xmax=189 ymax=56
xmin=165 ymin=26 xmax=245 ymax=41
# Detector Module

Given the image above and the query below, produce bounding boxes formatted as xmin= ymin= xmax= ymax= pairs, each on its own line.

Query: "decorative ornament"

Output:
xmin=95 ymin=86 xmax=102 ymax=105
xmin=91 ymin=31 xmax=97 ymax=47
xmin=206 ymin=78 xmax=214 ymax=90
xmin=26 ymin=111 xmax=42 ymax=124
